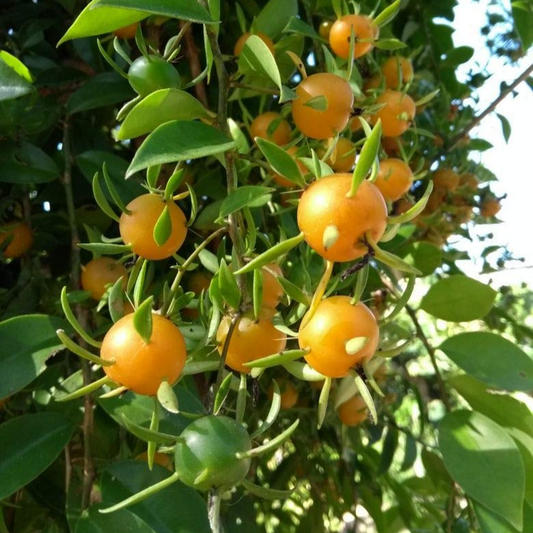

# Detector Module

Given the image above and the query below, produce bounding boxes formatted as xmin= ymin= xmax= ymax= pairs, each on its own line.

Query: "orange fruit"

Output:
xmin=81 ymin=257 xmax=128 ymax=301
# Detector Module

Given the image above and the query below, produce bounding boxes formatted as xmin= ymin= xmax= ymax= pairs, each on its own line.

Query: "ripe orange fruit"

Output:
xmin=319 ymin=137 xmax=356 ymax=172
xmin=81 ymin=257 xmax=128 ymax=301
xmin=364 ymin=74 xmax=382 ymax=92
xmin=381 ymin=56 xmax=414 ymax=89
xmin=216 ymin=310 xmax=287 ymax=373
xmin=481 ymin=199 xmax=501 ymax=217
xmin=372 ymin=90 xmax=416 ymax=137
xmin=114 ymin=22 xmax=139 ymax=40
xmin=292 ymin=73 xmax=354 ymax=140
xmin=187 ymin=271 xmax=212 ymax=295
xmin=374 ymin=158 xmax=413 ymax=201
xmin=101 ymin=313 xmax=187 ymax=396
xmin=261 ymin=263 xmax=284 ymax=310
xmin=272 ymin=146 xmax=308 ymax=187
xmin=319 ymin=20 xmax=333 ymax=40
xmin=382 ymin=136 xmax=403 ymax=157
xmin=297 ymin=175 xmax=387 ymax=262
xmin=268 ymin=379 xmax=298 ymax=409
xmin=298 ymin=296 xmax=379 ymax=378
xmin=394 ymin=198 xmax=414 ymax=215
xmin=329 ymin=15 xmax=375 ymax=59
xmin=250 ymin=112 xmax=292 ymax=146
xmin=337 ymin=394 xmax=368 ymax=426
xmin=0 ymin=222 xmax=33 ymax=259
xmin=234 ymin=32 xmax=275 ymax=56
xmin=433 ymin=169 xmax=460 ymax=191
xmin=423 ymin=188 xmax=446 ymax=214
xmin=120 ymin=194 xmax=187 ymax=260
xmin=136 ymin=451 xmax=173 ymax=469
xmin=460 ymin=173 xmax=478 ymax=191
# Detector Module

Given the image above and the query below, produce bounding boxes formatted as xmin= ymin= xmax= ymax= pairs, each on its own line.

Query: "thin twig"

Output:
xmin=405 ymin=305 xmax=451 ymax=410
xmin=180 ymin=21 xmax=209 ymax=107
xmin=61 ymin=121 xmax=95 ymax=510
xmin=449 ymin=62 xmax=533 ymax=149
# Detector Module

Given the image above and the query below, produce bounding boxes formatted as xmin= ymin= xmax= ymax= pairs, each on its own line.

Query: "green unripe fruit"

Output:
xmin=174 ymin=416 xmax=251 ymax=491
xmin=127 ymin=55 xmax=181 ymax=97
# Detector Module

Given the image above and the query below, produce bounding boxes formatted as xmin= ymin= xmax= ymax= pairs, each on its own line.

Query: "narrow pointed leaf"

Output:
xmin=256 ymin=138 xmax=306 ymax=187
xmin=213 ymin=372 xmax=233 ymax=415
xmin=157 ymin=381 xmax=180 ymax=414
xmin=244 ymin=349 xmax=307 ymax=369
xmin=120 ymin=415 xmax=179 ymax=444
xmin=133 ymin=297 xmax=153 ymax=344
xmin=240 ymin=419 xmax=299 ymax=459
xmin=56 ymin=330 xmax=113 ymax=366
xmin=92 ymin=172 xmax=120 ymax=222
xmin=241 ymin=479 xmax=293 ymax=500
xmin=61 ymin=287 xmax=102 ymax=348
xmin=251 ymin=380 xmax=281 ymax=439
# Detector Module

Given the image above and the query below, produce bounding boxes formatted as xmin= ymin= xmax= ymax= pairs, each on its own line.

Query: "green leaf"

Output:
xmin=277 ymin=277 xmax=310 ymax=306
xmin=0 ymin=56 xmax=34 ymax=102
xmin=373 ymin=0 xmax=401 ymax=27
xmin=238 ymin=35 xmax=283 ymax=97
xmin=0 ymin=142 xmax=59 ymax=184
xmin=497 ymin=113 xmax=512 ymax=143
xmin=283 ymin=17 xmax=320 ymax=40
xmin=0 ymin=315 xmax=69 ymax=400
xmin=373 ymin=39 xmax=407 ymax=50
xmin=256 ymin=0 xmax=298 ymax=39
xmin=121 ymin=415 xmax=177 ymax=444
xmin=400 ymin=434 xmax=418 ymax=471
xmin=299 ymin=157 xmax=333 ymax=178
xmin=468 ymin=138 xmax=493 ymax=152
xmin=102 ymin=162 xmax=129 ymax=213
xmin=117 ymin=89 xmax=214 ymax=140
xmin=101 ymin=461 xmax=210 ymax=533
xmin=78 ymin=243 xmax=132 ymax=255
xmin=127 ymin=121 xmax=235 ymax=177
xmin=303 ymin=95 xmax=329 ymax=111
xmin=348 ymin=120 xmax=381 ymax=197
xmin=449 ymin=374 xmax=533 ymax=439
xmin=440 ymin=332 xmax=533 ymax=391
xmin=157 ymin=381 xmax=179 ymax=414
xmin=92 ymin=172 xmax=120 ymax=222
xmin=108 ymin=278 xmax=128 ymax=323
xmin=99 ymin=385 xmax=204 ymax=437
xmin=153 ymin=206 xmax=172 ymax=247
xmin=473 ymin=499 xmax=528 ymax=533
xmin=253 ymin=268 xmax=263 ymax=319
xmin=0 ymin=413 xmax=75 ymax=499
xmin=97 ymin=0 xmax=215 ymax=23
xmin=164 ymin=169 xmax=185 ymax=200
xmin=241 ymin=478 xmax=293 ymax=500
xmin=213 ymin=372 xmax=233 ymax=415
xmin=512 ymin=2 xmax=533 ymax=50
xmin=0 ymin=51 xmax=33 ymax=83
xmin=59 ymin=0 xmax=213 ymax=44
xmin=255 ymin=138 xmax=306 ymax=187
xmin=378 ymin=427 xmax=398 ymax=474
xmin=234 ymin=233 xmax=305 ymax=275
xmin=439 ymin=410 xmax=525 ymax=530
xmin=420 ymin=275 xmax=496 ymax=322
xmin=59 ymin=0 xmax=147 ymax=44
xmin=219 ymin=261 xmax=241 ymax=310
xmin=133 ymin=297 xmax=153 ymax=344
xmin=442 ymin=46 xmax=475 ymax=66
xmin=67 ymin=72 xmax=134 ymax=114
xmin=219 ymin=186 xmax=274 ymax=219
xmin=403 ymin=241 xmax=442 ymax=276
xmin=75 ymin=506 xmax=156 ymax=533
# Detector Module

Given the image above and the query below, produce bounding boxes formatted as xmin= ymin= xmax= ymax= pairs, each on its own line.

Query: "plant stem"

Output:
xmin=61 ymin=120 xmax=94 ymax=510
xmin=449 ymin=62 xmax=533 ymax=149
xmin=201 ymin=15 xmax=248 ymax=294
xmin=405 ymin=305 xmax=451 ymax=410
xmin=161 ymin=226 xmax=227 ymax=316
xmin=212 ymin=314 xmax=239 ymax=405
xmin=180 ymin=21 xmax=208 ymax=107
xmin=208 ymin=489 xmax=224 ymax=533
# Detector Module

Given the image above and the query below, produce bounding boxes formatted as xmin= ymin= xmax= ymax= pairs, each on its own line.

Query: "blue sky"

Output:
xmin=448 ymin=0 xmax=533 ymax=286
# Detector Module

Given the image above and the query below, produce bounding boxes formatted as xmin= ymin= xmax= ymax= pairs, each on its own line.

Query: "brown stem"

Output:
xmin=180 ymin=22 xmax=209 ymax=107
xmin=61 ymin=121 xmax=95 ymax=510
xmin=449 ymin=62 xmax=533 ymax=149
xmin=201 ymin=13 xmax=249 ymax=299
xmin=405 ymin=305 xmax=451 ymax=410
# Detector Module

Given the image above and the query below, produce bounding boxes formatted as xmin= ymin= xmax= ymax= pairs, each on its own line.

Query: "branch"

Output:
xmin=405 ymin=305 xmax=451 ymax=410
xmin=449 ymin=62 xmax=533 ymax=149
xmin=180 ymin=21 xmax=209 ymax=107
xmin=61 ymin=121 xmax=95 ymax=510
